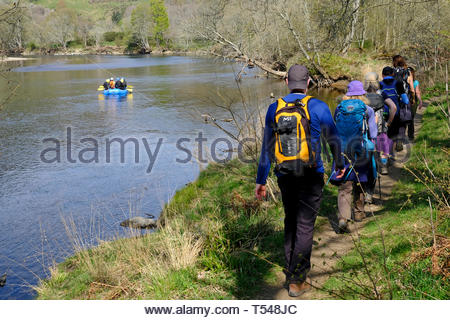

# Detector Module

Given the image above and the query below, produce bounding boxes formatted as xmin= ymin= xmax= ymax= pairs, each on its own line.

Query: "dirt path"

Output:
xmin=255 ymin=107 xmax=425 ymax=300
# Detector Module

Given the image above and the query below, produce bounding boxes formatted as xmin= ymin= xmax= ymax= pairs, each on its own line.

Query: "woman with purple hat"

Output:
xmin=333 ymin=80 xmax=378 ymax=232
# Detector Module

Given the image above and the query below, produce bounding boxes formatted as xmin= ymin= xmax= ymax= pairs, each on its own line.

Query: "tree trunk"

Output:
xmin=341 ymin=0 xmax=361 ymax=55
xmin=278 ymin=9 xmax=331 ymax=83
xmin=302 ymin=0 xmax=320 ymax=65
xmin=360 ymin=13 xmax=366 ymax=49
xmin=207 ymin=28 xmax=287 ymax=78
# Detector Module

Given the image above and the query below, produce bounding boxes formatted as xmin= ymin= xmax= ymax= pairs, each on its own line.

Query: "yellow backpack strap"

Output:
xmin=275 ymin=98 xmax=287 ymax=113
xmin=276 ymin=96 xmax=313 ymax=114
xmin=300 ymin=96 xmax=313 ymax=120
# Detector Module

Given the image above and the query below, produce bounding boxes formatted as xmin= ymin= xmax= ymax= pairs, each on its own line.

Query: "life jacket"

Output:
xmin=272 ymin=96 xmax=315 ymax=175
xmin=109 ymin=80 xmax=115 ymax=89
xmin=394 ymin=67 xmax=411 ymax=93
xmin=335 ymin=99 xmax=367 ymax=159
xmin=380 ymin=77 xmax=400 ymax=116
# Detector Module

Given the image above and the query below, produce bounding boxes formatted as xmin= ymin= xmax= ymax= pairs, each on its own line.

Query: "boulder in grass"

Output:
xmin=120 ymin=217 xmax=157 ymax=229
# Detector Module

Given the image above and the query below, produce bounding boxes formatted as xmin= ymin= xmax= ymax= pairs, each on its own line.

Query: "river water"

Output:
xmin=0 ymin=55 xmax=339 ymax=299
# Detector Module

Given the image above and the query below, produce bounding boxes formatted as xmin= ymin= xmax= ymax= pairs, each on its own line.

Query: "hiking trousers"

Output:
xmin=277 ymin=170 xmax=324 ymax=284
xmin=337 ymin=181 xmax=365 ymax=221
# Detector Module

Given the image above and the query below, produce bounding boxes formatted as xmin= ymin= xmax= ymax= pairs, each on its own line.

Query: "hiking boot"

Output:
xmin=388 ymin=156 xmax=396 ymax=167
xmin=395 ymin=141 xmax=404 ymax=152
xmin=338 ymin=219 xmax=349 ymax=233
xmin=353 ymin=211 xmax=366 ymax=222
xmin=365 ymin=193 xmax=373 ymax=204
xmin=288 ymin=282 xmax=311 ymax=297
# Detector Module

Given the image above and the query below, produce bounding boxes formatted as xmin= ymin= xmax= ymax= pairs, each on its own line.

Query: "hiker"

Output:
xmin=120 ymin=77 xmax=127 ymax=89
xmin=115 ymin=77 xmax=123 ymax=89
xmin=392 ymin=55 xmax=414 ymax=148
xmin=364 ymin=72 xmax=397 ymax=176
xmin=102 ymin=79 xmax=109 ymax=90
xmin=108 ymin=77 xmax=115 ymax=89
xmin=333 ymin=80 xmax=377 ymax=231
xmin=255 ymin=64 xmax=345 ymax=297
xmin=407 ymin=66 xmax=423 ymax=141
xmin=380 ymin=66 xmax=410 ymax=157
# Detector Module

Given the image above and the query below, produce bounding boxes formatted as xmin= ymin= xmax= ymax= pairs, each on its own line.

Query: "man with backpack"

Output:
xmin=255 ymin=64 xmax=345 ymax=297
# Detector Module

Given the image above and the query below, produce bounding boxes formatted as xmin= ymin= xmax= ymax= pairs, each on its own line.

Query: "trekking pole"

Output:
xmin=378 ymin=175 xmax=382 ymax=201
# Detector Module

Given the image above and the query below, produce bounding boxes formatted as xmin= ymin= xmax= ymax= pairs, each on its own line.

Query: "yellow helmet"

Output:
xmin=120 ymin=78 xmax=124 ymax=82
xmin=105 ymin=79 xmax=109 ymax=82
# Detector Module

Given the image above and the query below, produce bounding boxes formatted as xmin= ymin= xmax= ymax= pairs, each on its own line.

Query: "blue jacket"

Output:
xmin=256 ymin=93 xmax=343 ymax=185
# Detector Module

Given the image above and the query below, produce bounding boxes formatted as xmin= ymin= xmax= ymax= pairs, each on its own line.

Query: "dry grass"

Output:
xmin=36 ymin=217 xmax=203 ymax=299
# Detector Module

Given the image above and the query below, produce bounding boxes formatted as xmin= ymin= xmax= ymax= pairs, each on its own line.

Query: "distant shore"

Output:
xmin=1 ymin=56 xmax=36 ymax=62
xmin=1 ymin=46 xmax=208 ymax=62
xmin=16 ymin=46 xmax=207 ymax=57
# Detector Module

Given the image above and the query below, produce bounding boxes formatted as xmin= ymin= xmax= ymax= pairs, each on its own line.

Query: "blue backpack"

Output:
xmin=380 ymin=77 xmax=412 ymax=123
xmin=380 ymin=78 xmax=400 ymax=116
xmin=335 ymin=99 xmax=367 ymax=158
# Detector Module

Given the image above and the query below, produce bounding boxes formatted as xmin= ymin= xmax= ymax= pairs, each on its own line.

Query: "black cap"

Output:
xmin=287 ymin=64 xmax=309 ymax=90
xmin=382 ymin=66 xmax=394 ymax=76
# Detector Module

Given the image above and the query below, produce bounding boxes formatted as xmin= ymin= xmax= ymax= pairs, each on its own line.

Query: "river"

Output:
xmin=0 ymin=55 xmax=340 ymax=299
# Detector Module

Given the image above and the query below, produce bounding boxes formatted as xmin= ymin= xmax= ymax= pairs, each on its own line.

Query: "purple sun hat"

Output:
xmin=346 ymin=80 xmax=366 ymax=96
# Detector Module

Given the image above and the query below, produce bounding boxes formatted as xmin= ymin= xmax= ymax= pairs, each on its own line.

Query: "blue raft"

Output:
xmin=103 ymin=88 xmax=130 ymax=96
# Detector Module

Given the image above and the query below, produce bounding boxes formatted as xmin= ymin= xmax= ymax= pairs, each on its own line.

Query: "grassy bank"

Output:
xmin=36 ymin=155 xmax=340 ymax=299
xmin=36 ymin=160 xmax=284 ymax=299
xmin=37 ymin=86 xmax=449 ymax=300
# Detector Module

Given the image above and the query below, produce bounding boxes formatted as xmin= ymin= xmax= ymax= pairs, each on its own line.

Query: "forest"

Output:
xmin=0 ymin=0 xmax=449 ymax=84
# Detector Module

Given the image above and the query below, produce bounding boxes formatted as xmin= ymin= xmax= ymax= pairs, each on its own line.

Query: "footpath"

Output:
xmin=256 ymin=107 xmax=426 ymax=300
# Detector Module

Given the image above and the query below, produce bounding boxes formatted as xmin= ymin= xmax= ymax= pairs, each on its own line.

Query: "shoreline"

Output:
xmin=18 ymin=46 xmax=208 ymax=58
xmin=1 ymin=56 xmax=37 ymax=62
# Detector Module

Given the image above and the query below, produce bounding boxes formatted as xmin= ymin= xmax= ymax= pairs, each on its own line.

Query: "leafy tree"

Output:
xmin=112 ymin=9 xmax=124 ymax=25
xmin=130 ymin=2 xmax=154 ymax=50
xmin=130 ymin=0 xmax=170 ymax=50
xmin=149 ymin=0 xmax=169 ymax=45
xmin=77 ymin=14 xmax=94 ymax=47
xmin=45 ymin=1 xmax=77 ymax=49
xmin=0 ymin=0 xmax=26 ymax=54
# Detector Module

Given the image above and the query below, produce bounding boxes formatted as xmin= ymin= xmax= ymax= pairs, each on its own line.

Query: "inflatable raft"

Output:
xmin=103 ymin=88 xmax=131 ymax=96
